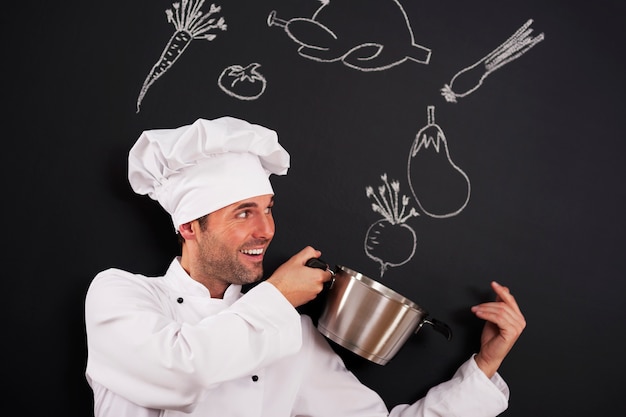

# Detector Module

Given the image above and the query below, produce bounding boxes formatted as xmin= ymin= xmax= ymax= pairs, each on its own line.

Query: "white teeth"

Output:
xmin=241 ymin=248 xmax=263 ymax=255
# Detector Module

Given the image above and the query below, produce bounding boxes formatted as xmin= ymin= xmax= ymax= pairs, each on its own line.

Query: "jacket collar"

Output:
xmin=164 ymin=257 xmax=243 ymax=302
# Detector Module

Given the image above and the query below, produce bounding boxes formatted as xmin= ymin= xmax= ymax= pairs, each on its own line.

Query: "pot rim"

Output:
xmin=336 ymin=265 xmax=426 ymax=313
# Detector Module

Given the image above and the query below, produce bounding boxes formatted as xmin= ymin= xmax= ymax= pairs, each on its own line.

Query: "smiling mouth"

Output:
xmin=240 ymin=248 xmax=264 ymax=256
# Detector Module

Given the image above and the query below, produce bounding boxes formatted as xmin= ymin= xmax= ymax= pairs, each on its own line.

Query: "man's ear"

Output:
xmin=178 ymin=222 xmax=196 ymax=240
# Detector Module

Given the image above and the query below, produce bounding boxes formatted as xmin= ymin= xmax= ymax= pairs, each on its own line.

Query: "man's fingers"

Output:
xmin=472 ymin=301 xmax=526 ymax=334
xmin=491 ymin=281 xmax=523 ymax=315
xmin=300 ymin=246 xmax=322 ymax=260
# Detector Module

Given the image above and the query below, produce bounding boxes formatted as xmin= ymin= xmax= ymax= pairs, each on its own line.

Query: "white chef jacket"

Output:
xmin=85 ymin=257 xmax=509 ymax=417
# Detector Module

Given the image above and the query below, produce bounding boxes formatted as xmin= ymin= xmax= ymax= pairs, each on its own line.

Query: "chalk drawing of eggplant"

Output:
xmin=267 ymin=0 xmax=431 ymax=72
xmin=407 ymin=106 xmax=470 ymax=218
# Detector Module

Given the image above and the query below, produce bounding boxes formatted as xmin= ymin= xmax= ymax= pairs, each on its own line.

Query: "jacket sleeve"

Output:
xmin=389 ymin=355 xmax=509 ymax=417
xmin=85 ymin=269 xmax=301 ymax=412
xmin=293 ymin=317 xmax=509 ymax=417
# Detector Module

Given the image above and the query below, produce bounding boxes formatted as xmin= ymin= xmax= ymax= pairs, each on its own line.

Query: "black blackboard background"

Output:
xmin=3 ymin=0 xmax=625 ymax=415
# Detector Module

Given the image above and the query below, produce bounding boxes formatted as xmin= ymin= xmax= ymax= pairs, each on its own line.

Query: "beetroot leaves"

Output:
xmin=364 ymin=174 xmax=419 ymax=277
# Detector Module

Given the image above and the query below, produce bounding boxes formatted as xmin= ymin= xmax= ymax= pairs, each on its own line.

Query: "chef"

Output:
xmin=84 ymin=116 xmax=526 ymax=417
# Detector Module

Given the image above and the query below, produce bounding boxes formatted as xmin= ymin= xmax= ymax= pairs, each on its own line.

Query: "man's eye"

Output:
xmin=264 ymin=206 xmax=273 ymax=214
xmin=236 ymin=211 xmax=250 ymax=219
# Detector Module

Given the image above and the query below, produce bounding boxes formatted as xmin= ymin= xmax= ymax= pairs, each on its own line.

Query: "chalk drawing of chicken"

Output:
xmin=267 ymin=0 xmax=431 ymax=71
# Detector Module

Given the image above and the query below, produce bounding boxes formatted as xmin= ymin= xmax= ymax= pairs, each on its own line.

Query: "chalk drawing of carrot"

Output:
xmin=441 ymin=19 xmax=544 ymax=103
xmin=136 ymin=0 xmax=227 ymax=113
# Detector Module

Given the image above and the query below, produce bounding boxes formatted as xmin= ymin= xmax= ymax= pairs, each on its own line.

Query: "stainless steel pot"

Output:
xmin=308 ymin=260 xmax=452 ymax=365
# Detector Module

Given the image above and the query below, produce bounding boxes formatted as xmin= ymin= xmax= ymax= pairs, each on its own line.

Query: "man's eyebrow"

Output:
xmin=233 ymin=197 xmax=274 ymax=211
xmin=233 ymin=202 xmax=258 ymax=210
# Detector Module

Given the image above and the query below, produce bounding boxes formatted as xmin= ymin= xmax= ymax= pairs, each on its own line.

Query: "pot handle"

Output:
xmin=305 ymin=257 xmax=335 ymax=290
xmin=421 ymin=317 xmax=453 ymax=341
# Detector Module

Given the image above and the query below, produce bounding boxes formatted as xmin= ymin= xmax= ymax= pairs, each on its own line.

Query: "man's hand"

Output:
xmin=266 ymin=246 xmax=334 ymax=308
xmin=471 ymin=281 xmax=526 ymax=378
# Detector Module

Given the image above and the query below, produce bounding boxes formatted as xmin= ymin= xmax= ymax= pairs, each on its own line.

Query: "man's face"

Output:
xmin=194 ymin=194 xmax=275 ymax=286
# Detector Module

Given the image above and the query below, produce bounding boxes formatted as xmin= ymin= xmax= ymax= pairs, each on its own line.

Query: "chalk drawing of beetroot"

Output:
xmin=267 ymin=0 xmax=431 ymax=71
xmin=407 ymin=106 xmax=471 ymax=218
xmin=365 ymin=174 xmax=419 ymax=277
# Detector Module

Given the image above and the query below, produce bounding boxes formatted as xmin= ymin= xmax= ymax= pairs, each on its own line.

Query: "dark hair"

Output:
xmin=176 ymin=214 xmax=209 ymax=246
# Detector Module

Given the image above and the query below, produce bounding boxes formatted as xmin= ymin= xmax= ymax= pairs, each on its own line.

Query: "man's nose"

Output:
xmin=253 ymin=214 xmax=275 ymax=238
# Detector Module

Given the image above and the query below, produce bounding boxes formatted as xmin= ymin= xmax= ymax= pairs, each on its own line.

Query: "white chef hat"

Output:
xmin=128 ymin=116 xmax=290 ymax=230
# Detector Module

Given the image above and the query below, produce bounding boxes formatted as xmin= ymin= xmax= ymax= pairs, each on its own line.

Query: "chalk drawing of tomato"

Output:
xmin=218 ymin=63 xmax=267 ymax=100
